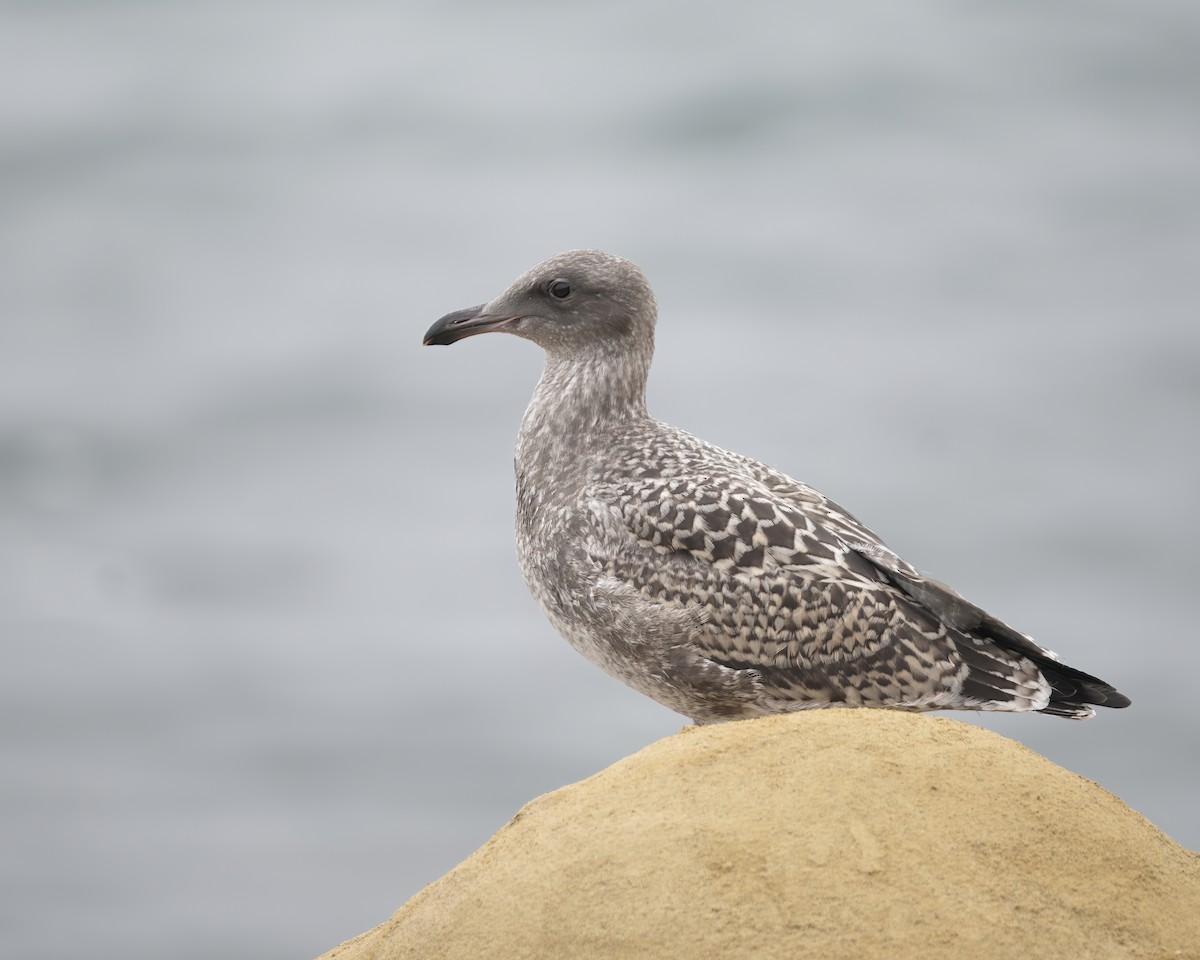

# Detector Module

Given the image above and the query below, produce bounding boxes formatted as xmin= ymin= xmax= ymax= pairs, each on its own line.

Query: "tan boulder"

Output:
xmin=318 ymin=710 xmax=1200 ymax=960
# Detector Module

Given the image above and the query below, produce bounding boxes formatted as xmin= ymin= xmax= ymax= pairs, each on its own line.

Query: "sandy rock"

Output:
xmin=318 ymin=710 xmax=1200 ymax=960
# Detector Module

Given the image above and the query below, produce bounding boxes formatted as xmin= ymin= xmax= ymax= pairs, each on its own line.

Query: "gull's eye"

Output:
xmin=549 ymin=279 xmax=572 ymax=300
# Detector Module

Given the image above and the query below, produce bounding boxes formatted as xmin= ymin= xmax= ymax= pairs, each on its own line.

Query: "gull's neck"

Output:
xmin=516 ymin=346 xmax=652 ymax=481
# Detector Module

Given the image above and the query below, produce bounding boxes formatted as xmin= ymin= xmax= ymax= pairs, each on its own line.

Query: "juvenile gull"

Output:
xmin=423 ymin=250 xmax=1131 ymax=722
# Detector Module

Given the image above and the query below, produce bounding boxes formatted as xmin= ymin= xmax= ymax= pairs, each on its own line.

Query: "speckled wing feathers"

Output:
xmin=584 ymin=424 xmax=1072 ymax=720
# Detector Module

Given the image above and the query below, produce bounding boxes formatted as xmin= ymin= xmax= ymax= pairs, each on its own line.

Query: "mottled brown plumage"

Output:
xmin=423 ymin=250 xmax=1130 ymax=722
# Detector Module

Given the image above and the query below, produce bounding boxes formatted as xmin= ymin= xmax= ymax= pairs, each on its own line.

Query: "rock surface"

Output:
xmin=317 ymin=711 xmax=1200 ymax=960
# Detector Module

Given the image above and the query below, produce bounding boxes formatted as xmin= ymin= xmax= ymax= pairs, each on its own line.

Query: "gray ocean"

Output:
xmin=2 ymin=2 xmax=1197 ymax=957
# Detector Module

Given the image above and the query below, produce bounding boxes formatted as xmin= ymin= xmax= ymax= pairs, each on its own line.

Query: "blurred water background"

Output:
xmin=2 ymin=1 xmax=1198 ymax=957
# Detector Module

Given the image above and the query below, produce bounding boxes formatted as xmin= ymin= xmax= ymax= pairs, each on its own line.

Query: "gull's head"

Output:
xmin=423 ymin=249 xmax=656 ymax=359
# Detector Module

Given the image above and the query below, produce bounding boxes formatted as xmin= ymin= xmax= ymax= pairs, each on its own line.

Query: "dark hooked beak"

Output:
xmin=422 ymin=304 xmax=518 ymax=346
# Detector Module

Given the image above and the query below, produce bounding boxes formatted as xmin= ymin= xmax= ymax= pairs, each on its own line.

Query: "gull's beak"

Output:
xmin=423 ymin=304 xmax=518 ymax=346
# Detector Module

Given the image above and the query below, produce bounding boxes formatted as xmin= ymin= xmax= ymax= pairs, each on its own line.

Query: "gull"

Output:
xmin=423 ymin=249 xmax=1130 ymax=722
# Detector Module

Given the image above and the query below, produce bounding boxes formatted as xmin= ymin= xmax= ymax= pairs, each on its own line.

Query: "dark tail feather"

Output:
xmin=862 ymin=553 xmax=1132 ymax=718
xmin=965 ymin=605 xmax=1131 ymax=719
xmin=1038 ymin=658 xmax=1132 ymax=717
xmin=973 ymin=615 xmax=1132 ymax=717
